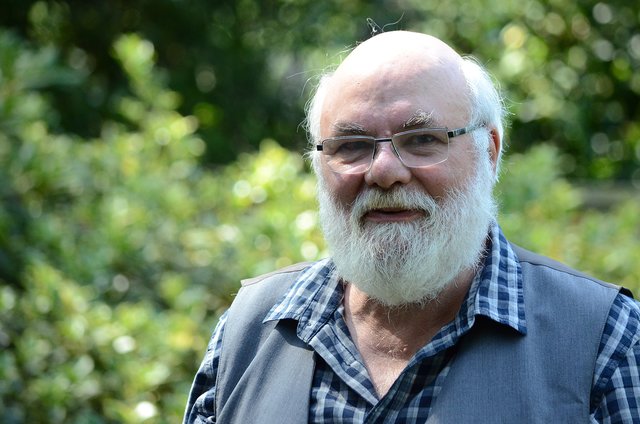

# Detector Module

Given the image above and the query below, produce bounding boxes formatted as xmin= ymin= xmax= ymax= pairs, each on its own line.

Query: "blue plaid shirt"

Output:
xmin=184 ymin=223 xmax=640 ymax=423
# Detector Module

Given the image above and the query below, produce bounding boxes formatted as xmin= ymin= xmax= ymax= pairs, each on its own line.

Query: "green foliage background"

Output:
xmin=0 ymin=1 xmax=639 ymax=422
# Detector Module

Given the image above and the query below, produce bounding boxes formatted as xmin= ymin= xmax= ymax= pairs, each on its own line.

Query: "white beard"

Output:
xmin=317 ymin=153 xmax=497 ymax=307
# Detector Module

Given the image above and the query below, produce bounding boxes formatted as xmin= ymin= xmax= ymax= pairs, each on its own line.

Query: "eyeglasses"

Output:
xmin=316 ymin=125 xmax=480 ymax=175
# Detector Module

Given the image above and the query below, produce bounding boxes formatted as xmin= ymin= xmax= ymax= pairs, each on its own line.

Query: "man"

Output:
xmin=184 ymin=31 xmax=640 ymax=423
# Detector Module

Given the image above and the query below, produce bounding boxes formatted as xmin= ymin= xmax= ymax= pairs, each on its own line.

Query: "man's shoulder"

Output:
xmin=224 ymin=262 xmax=319 ymax=333
xmin=511 ymin=244 xmax=634 ymax=298
xmin=240 ymin=261 xmax=317 ymax=287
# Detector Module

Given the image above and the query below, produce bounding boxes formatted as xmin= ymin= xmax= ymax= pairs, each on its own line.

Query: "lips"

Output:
xmin=363 ymin=208 xmax=423 ymax=222
xmin=375 ymin=207 xmax=408 ymax=213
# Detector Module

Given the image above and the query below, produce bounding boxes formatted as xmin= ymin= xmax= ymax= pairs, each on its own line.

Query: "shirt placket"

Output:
xmin=363 ymin=321 xmax=463 ymax=423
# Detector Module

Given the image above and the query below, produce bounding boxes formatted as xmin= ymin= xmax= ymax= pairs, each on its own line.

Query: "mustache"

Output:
xmin=350 ymin=187 xmax=438 ymax=220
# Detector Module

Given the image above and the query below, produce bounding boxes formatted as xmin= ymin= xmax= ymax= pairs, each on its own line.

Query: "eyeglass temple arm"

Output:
xmin=448 ymin=124 xmax=482 ymax=138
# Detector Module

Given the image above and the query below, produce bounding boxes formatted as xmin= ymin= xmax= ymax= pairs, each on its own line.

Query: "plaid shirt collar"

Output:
xmin=264 ymin=221 xmax=527 ymax=341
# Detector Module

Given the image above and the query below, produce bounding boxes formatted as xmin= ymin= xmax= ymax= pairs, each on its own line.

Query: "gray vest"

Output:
xmin=216 ymin=247 xmax=629 ymax=423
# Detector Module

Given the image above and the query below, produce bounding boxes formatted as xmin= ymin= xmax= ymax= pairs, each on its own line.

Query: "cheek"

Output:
xmin=431 ymin=144 xmax=481 ymax=189
xmin=319 ymin=164 xmax=363 ymax=205
xmin=412 ymin=165 xmax=466 ymax=200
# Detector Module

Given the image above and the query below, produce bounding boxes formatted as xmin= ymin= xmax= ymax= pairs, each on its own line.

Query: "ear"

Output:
xmin=487 ymin=127 xmax=501 ymax=173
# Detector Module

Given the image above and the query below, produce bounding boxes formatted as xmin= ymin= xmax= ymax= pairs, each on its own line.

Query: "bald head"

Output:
xmin=333 ymin=31 xmax=466 ymax=85
xmin=321 ymin=31 xmax=471 ymax=137
xmin=306 ymin=31 xmax=506 ymax=172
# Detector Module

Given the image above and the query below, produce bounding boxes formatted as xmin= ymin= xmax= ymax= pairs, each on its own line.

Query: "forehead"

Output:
xmin=320 ymin=43 xmax=470 ymax=135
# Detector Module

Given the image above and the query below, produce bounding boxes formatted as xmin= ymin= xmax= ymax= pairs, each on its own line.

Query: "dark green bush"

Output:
xmin=2 ymin=0 xmax=640 ymax=180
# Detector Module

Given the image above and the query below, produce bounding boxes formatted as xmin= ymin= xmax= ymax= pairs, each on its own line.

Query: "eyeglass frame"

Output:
xmin=315 ymin=124 xmax=481 ymax=174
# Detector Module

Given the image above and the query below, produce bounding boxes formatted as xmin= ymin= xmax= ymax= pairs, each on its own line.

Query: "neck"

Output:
xmin=344 ymin=268 xmax=474 ymax=349
xmin=342 ymin=268 xmax=475 ymax=397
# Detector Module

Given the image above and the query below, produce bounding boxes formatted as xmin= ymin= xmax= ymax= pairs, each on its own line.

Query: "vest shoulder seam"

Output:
xmin=240 ymin=261 xmax=315 ymax=287
xmin=512 ymin=244 xmax=623 ymax=292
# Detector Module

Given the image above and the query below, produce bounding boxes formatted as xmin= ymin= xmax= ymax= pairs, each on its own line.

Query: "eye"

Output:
xmin=325 ymin=138 xmax=373 ymax=156
xmin=337 ymin=140 xmax=371 ymax=153
xmin=396 ymin=130 xmax=448 ymax=156
xmin=403 ymin=133 xmax=443 ymax=146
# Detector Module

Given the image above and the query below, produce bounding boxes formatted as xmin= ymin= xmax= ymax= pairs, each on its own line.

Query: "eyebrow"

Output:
xmin=330 ymin=110 xmax=437 ymax=137
xmin=402 ymin=110 xmax=436 ymax=129
xmin=332 ymin=121 xmax=368 ymax=136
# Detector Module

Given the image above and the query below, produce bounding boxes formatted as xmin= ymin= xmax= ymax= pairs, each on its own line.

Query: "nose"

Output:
xmin=364 ymin=142 xmax=412 ymax=189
